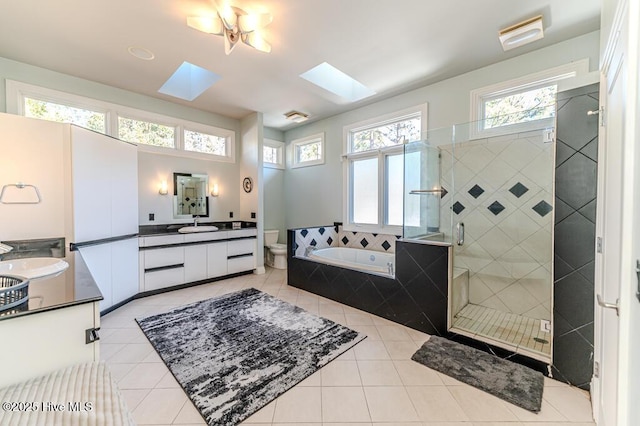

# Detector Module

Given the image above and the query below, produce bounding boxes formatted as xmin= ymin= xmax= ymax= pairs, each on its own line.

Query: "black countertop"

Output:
xmin=139 ymin=221 xmax=257 ymax=237
xmin=0 ymin=251 xmax=102 ymax=321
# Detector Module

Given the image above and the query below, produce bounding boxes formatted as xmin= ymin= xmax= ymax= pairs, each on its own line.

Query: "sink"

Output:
xmin=178 ymin=225 xmax=219 ymax=234
xmin=0 ymin=257 xmax=69 ymax=280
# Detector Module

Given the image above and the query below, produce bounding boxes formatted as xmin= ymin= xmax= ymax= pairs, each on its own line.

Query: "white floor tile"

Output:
xmin=102 ymin=267 xmax=594 ymax=426
xmin=363 ymin=386 xmax=420 ymax=422
xmin=131 ymin=388 xmax=187 ymax=424
xmin=321 ymin=387 xmax=371 ymax=423
xmin=357 ymin=360 xmax=402 ymax=386
xmin=272 ymin=386 xmax=322 ymax=423
xmin=321 ymin=360 xmax=362 ymax=386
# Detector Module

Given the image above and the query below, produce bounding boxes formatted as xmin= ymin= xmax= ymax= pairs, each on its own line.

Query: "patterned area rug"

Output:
xmin=137 ymin=288 xmax=366 ymax=425
xmin=412 ymin=336 xmax=544 ymax=412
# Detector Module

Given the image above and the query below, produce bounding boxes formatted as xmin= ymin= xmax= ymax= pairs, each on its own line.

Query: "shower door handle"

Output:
xmin=456 ymin=222 xmax=464 ymax=246
xmin=597 ymin=294 xmax=619 ymax=316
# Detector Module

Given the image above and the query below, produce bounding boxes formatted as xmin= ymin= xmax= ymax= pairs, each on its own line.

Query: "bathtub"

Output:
xmin=306 ymin=247 xmax=395 ymax=278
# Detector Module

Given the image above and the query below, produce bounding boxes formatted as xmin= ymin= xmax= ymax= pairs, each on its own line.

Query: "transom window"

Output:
xmin=470 ymin=59 xmax=589 ymax=137
xmin=6 ymin=80 xmax=235 ymax=162
xmin=343 ymin=104 xmax=427 ymax=233
xmin=291 ymin=133 xmax=325 ymax=168
xmin=25 ymin=97 xmax=106 ymax=133
xmin=263 ymin=139 xmax=284 ymax=169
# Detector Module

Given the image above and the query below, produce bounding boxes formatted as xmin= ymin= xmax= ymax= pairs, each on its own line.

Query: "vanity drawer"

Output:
xmin=140 ymin=234 xmax=184 ymax=247
xmin=144 ymin=267 xmax=184 ymax=291
xmin=183 ymin=231 xmax=228 ymax=243
xmin=228 ymin=256 xmax=255 ymax=274
xmin=228 ymin=229 xmax=257 ymax=238
xmin=227 ymin=239 xmax=255 ymax=257
xmin=144 ymin=246 xmax=184 ymax=269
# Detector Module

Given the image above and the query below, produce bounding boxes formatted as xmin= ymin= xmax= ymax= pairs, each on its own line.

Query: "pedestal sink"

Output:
xmin=0 ymin=257 xmax=69 ymax=280
xmin=178 ymin=225 xmax=219 ymax=234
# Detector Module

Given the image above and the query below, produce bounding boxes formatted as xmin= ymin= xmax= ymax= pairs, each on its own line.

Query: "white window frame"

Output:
xmin=5 ymin=80 xmax=235 ymax=162
xmin=291 ymin=133 xmax=325 ymax=168
xmin=469 ymin=59 xmax=589 ymax=139
xmin=263 ymin=138 xmax=285 ymax=169
xmin=342 ymin=104 xmax=428 ymax=234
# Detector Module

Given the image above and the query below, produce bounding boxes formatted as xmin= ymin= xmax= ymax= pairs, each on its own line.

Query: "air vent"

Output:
xmin=284 ymin=111 xmax=309 ymax=123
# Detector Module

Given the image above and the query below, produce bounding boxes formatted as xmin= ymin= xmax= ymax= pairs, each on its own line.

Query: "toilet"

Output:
xmin=264 ymin=230 xmax=287 ymax=269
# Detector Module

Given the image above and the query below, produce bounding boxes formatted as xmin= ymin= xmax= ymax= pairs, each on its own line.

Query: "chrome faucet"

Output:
xmin=193 ymin=216 xmax=200 ymax=227
xmin=0 ymin=242 xmax=13 ymax=260
xmin=304 ymin=246 xmax=316 ymax=257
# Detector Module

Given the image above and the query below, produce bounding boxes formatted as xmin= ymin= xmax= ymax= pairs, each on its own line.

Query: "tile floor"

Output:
xmin=452 ymin=304 xmax=551 ymax=360
xmin=101 ymin=267 xmax=595 ymax=426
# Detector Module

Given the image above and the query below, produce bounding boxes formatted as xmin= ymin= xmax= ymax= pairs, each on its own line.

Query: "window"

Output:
xmin=6 ymin=80 xmax=235 ymax=162
xmin=470 ymin=59 xmax=589 ymax=138
xmin=292 ymin=133 xmax=324 ymax=168
xmin=24 ymin=97 xmax=106 ymax=133
xmin=184 ymin=129 xmax=227 ymax=156
xmin=118 ymin=116 xmax=175 ymax=148
xmin=343 ymin=104 xmax=427 ymax=233
xmin=263 ymin=139 xmax=284 ymax=169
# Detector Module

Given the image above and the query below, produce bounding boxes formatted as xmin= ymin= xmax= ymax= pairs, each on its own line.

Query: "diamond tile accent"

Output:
xmin=310 ymin=239 xmax=317 ymax=246
xmin=487 ymin=201 xmax=505 ymax=215
xmin=342 ymin=236 xmax=349 ymax=245
xmin=468 ymin=184 xmax=485 ymax=199
xmin=532 ymin=200 xmax=553 ymax=217
xmin=509 ymin=182 xmax=529 ymax=198
xmin=452 ymin=201 xmax=465 ymax=215
xmin=441 ymin=187 xmax=448 ymax=198
xmin=318 ymin=227 xmax=325 ymax=235
xmin=381 ymin=241 xmax=391 ymax=251
xmin=300 ymin=229 xmax=308 ymax=237
xmin=360 ymin=238 xmax=369 ymax=248
xmin=326 ymin=237 xmax=333 ymax=246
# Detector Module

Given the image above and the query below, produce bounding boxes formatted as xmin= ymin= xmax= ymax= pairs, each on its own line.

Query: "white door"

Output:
xmin=593 ymin=2 xmax=635 ymax=424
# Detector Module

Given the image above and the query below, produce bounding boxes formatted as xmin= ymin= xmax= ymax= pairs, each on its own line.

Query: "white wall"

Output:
xmin=283 ymin=31 xmax=601 ymax=230
xmin=137 ymin=152 xmax=240 ymax=225
xmin=0 ymin=113 xmax=70 ymax=241
xmin=263 ymin=128 xmax=286 ymax=243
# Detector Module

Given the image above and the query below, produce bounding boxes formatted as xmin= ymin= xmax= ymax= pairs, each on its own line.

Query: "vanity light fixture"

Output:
xmin=211 ymin=183 xmax=220 ymax=197
xmin=159 ymin=180 xmax=169 ymax=195
xmin=499 ymin=15 xmax=544 ymax=51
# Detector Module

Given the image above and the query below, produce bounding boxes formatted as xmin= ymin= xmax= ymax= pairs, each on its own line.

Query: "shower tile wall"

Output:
xmin=552 ymin=84 xmax=599 ymax=390
xmin=440 ymin=130 xmax=554 ymax=320
xmin=292 ymin=225 xmax=399 ymax=257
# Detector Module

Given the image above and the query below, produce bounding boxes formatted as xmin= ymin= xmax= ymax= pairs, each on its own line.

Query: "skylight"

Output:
xmin=158 ymin=62 xmax=221 ymax=101
xmin=300 ymin=62 xmax=375 ymax=102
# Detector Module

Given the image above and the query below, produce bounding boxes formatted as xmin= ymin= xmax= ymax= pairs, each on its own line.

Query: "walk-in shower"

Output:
xmin=404 ymin=111 xmax=555 ymax=362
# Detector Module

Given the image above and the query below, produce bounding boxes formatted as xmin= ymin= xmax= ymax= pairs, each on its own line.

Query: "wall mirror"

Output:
xmin=173 ymin=172 xmax=209 ymax=219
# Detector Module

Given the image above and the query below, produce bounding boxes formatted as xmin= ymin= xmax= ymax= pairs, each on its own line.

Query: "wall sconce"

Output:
xmin=211 ymin=183 xmax=219 ymax=197
xmin=159 ymin=180 xmax=168 ymax=195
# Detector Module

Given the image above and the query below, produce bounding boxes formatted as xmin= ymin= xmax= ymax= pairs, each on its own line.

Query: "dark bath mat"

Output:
xmin=411 ymin=335 xmax=544 ymax=412
xmin=137 ymin=288 xmax=366 ymax=425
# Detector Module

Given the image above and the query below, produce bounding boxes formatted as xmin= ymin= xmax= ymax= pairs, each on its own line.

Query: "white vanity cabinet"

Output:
xmin=138 ymin=229 xmax=257 ymax=292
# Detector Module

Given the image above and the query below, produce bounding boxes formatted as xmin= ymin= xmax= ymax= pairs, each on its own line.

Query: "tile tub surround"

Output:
xmin=289 ymin=232 xmax=450 ymax=336
xmin=552 ymin=84 xmax=599 ymax=390
xmin=293 ymin=225 xmax=400 ymax=258
xmin=441 ymin=129 xmax=554 ymax=321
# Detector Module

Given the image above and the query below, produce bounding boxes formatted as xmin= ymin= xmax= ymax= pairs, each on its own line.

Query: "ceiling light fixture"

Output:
xmin=187 ymin=1 xmax=272 ymax=55
xmin=284 ymin=111 xmax=309 ymax=123
xmin=498 ymin=15 xmax=544 ymax=51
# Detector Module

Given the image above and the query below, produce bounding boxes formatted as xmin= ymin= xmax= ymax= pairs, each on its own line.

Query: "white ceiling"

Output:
xmin=0 ymin=0 xmax=600 ymax=130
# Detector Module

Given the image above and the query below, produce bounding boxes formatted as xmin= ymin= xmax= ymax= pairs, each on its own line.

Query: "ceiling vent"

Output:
xmin=284 ymin=111 xmax=309 ymax=123
xmin=499 ymin=15 xmax=544 ymax=51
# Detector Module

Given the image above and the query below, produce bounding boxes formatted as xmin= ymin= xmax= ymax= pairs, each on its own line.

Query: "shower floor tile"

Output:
xmin=452 ymin=304 xmax=551 ymax=360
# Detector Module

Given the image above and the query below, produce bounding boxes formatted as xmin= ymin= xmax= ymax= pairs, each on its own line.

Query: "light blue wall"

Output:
xmin=282 ymin=31 xmax=601 ymax=230
xmin=262 ymin=127 xmax=286 ymax=243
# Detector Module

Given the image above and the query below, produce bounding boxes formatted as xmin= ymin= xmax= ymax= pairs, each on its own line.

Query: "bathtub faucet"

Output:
xmin=387 ymin=262 xmax=394 ymax=276
xmin=305 ymin=246 xmax=316 ymax=257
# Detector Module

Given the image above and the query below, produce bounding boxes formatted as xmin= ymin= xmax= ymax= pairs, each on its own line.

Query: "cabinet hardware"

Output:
xmin=85 ymin=327 xmax=100 ymax=344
